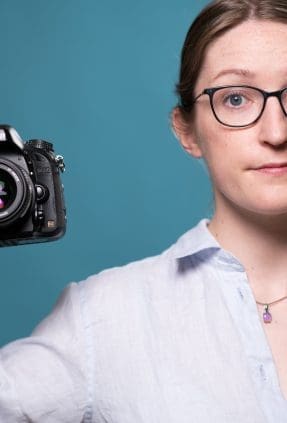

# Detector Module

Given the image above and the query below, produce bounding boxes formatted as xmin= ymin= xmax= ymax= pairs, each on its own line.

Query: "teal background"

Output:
xmin=0 ymin=0 xmax=211 ymax=346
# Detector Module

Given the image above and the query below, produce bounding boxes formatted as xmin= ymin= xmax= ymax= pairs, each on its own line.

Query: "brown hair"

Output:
xmin=176 ymin=0 xmax=287 ymax=122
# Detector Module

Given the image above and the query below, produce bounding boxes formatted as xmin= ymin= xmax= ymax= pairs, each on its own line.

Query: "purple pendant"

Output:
xmin=263 ymin=305 xmax=272 ymax=323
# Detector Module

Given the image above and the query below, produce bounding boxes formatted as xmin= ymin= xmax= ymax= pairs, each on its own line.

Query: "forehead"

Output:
xmin=197 ymin=19 xmax=287 ymax=88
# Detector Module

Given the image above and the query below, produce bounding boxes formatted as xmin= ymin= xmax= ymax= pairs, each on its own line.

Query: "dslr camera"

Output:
xmin=0 ymin=125 xmax=66 ymax=246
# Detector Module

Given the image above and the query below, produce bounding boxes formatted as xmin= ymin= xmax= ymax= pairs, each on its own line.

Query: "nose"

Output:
xmin=258 ymin=97 xmax=287 ymax=147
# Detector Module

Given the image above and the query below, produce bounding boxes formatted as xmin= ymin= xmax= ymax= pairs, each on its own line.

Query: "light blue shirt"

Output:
xmin=0 ymin=219 xmax=286 ymax=422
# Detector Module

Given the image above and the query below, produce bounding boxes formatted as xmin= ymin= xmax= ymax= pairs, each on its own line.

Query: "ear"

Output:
xmin=172 ymin=107 xmax=203 ymax=158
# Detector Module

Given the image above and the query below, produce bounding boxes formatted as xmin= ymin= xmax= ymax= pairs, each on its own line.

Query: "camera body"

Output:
xmin=0 ymin=125 xmax=66 ymax=246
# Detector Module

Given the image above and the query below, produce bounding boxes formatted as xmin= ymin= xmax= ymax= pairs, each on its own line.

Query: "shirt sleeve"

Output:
xmin=0 ymin=282 xmax=88 ymax=422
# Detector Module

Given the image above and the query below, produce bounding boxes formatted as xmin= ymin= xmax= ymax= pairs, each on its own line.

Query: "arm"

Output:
xmin=0 ymin=283 xmax=89 ymax=422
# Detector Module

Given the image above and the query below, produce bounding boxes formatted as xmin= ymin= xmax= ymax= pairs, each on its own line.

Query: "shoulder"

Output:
xmin=75 ymin=219 xmax=212 ymax=321
xmin=78 ymin=243 xmax=176 ymax=305
xmin=76 ymin=231 xmax=184 ymax=322
xmin=78 ymin=218 xmax=211 ymax=292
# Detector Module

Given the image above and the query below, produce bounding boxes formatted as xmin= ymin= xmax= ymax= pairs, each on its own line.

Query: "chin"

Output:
xmin=217 ymin=189 xmax=287 ymax=219
xmin=225 ymin=197 xmax=287 ymax=219
xmin=244 ymin=203 xmax=287 ymax=217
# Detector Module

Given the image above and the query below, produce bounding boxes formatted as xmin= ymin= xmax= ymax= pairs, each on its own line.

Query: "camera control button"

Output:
xmin=36 ymin=185 xmax=44 ymax=198
xmin=35 ymin=184 xmax=49 ymax=203
xmin=37 ymin=210 xmax=44 ymax=221
xmin=34 ymin=209 xmax=45 ymax=225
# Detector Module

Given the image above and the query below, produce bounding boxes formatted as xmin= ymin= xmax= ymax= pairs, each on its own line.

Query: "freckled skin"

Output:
xmin=183 ymin=20 xmax=287 ymax=219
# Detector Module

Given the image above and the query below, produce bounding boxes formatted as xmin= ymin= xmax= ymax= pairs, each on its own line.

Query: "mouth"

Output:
xmin=254 ymin=162 xmax=287 ymax=175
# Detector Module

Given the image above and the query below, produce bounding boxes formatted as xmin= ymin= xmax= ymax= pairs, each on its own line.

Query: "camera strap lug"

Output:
xmin=55 ymin=155 xmax=65 ymax=173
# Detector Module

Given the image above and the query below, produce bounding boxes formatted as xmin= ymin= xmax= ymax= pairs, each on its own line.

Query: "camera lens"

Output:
xmin=0 ymin=169 xmax=17 ymax=211
xmin=0 ymin=160 xmax=34 ymax=227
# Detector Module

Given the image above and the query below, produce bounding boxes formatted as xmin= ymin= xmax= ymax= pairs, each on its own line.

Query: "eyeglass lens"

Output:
xmin=211 ymin=86 xmax=287 ymax=127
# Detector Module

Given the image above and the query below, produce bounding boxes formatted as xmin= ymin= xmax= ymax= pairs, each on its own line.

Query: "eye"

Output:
xmin=228 ymin=94 xmax=243 ymax=106
xmin=213 ymin=87 xmax=258 ymax=113
xmin=224 ymin=92 xmax=247 ymax=107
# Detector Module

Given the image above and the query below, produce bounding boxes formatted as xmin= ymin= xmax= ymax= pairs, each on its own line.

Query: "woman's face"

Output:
xmin=180 ymin=19 xmax=287 ymax=218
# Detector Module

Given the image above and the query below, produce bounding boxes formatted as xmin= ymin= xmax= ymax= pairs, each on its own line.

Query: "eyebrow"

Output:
xmin=212 ymin=68 xmax=255 ymax=82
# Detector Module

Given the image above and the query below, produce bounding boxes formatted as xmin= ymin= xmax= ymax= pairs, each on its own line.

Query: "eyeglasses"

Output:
xmin=193 ymin=85 xmax=287 ymax=128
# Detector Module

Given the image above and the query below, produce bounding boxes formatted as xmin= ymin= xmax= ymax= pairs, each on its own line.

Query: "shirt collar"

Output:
xmin=171 ymin=219 xmax=221 ymax=259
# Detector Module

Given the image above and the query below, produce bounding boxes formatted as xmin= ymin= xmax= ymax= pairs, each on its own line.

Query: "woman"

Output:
xmin=1 ymin=0 xmax=287 ymax=421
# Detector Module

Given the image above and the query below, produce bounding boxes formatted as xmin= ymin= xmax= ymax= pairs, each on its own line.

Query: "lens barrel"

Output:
xmin=0 ymin=159 xmax=34 ymax=227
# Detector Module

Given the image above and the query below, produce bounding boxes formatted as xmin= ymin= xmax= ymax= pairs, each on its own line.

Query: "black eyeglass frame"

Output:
xmin=193 ymin=85 xmax=287 ymax=128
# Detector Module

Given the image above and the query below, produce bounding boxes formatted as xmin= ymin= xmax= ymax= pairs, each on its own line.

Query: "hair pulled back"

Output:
xmin=176 ymin=0 xmax=287 ymax=122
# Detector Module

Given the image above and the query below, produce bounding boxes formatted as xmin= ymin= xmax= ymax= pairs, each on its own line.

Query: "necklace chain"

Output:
xmin=256 ymin=294 xmax=287 ymax=307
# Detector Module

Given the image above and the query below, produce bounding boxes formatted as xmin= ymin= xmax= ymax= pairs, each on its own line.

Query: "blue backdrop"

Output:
xmin=0 ymin=0 xmax=211 ymax=346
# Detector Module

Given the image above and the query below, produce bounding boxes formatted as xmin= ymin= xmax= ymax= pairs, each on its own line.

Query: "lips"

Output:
xmin=254 ymin=162 xmax=287 ymax=175
xmin=256 ymin=162 xmax=287 ymax=169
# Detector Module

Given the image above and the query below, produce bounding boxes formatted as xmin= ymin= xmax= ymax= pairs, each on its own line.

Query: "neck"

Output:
xmin=209 ymin=205 xmax=287 ymax=301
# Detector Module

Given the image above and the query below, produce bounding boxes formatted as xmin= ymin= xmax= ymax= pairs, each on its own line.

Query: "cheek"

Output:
xmin=198 ymin=135 xmax=243 ymax=191
xmin=196 ymin=129 xmax=228 ymax=171
xmin=193 ymin=117 xmax=258 ymax=191
xmin=206 ymin=158 xmax=239 ymax=193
